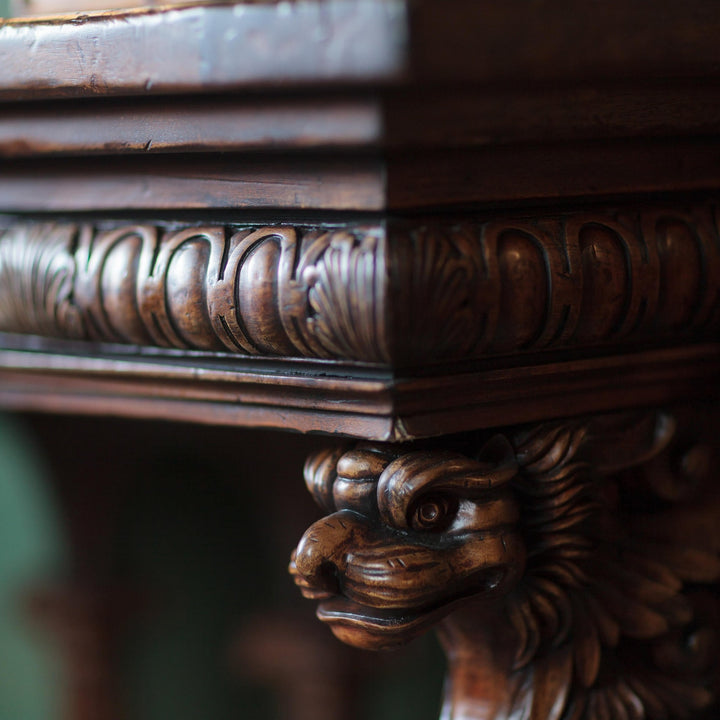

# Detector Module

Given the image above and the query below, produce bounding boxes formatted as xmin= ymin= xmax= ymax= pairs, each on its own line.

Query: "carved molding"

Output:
xmin=389 ymin=204 xmax=720 ymax=363
xmin=0 ymin=223 xmax=388 ymax=361
xmin=1 ymin=202 xmax=720 ymax=364
xmin=291 ymin=408 xmax=720 ymax=719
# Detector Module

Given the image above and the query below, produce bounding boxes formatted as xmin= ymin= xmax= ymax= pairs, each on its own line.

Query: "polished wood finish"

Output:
xmin=0 ymin=97 xmax=383 ymax=157
xmin=3 ymin=3 xmax=720 ymax=215
xmin=0 ymin=1 xmax=406 ymax=99
xmin=0 ymin=156 xmax=386 ymax=211
xmin=2 ymin=0 xmax=720 ymax=101
xmin=2 ymin=201 xmax=720 ymax=364
xmin=2 ymin=339 xmax=719 ymax=441
xmin=292 ymin=407 xmax=720 ymax=719
xmin=7 ymin=86 xmax=720 ymax=159
xmin=2 ymin=1 xmax=720 ymax=719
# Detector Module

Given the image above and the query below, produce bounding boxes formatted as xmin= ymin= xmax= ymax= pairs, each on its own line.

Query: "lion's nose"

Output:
xmin=292 ymin=510 xmax=368 ymax=597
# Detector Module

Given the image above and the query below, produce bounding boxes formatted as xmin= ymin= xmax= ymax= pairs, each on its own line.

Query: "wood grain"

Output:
xmin=0 ymin=155 xmax=385 ymax=211
xmin=383 ymin=83 xmax=720 ymax=149
xmin=0 ymin=1 xmax=407 ymax=100
xmin=3 ymin=0 xmax=720 ymax=100
xmin=3 ymin=139 xmax=720 ymax=212
xmin=5 ymin=84 xmax=720 ymax=158
xmin=1 ymin=337 xmax=717 ymax=441
xmin=387 ymin=140 xmax=720 ymax=210
xmin=0 ymin=96 xmax=383 ymax=157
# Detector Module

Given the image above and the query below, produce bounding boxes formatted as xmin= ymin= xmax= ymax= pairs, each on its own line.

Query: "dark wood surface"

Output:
xmin=0 ymin=155 xmax=386 ymax=211
xmin=409 ymin=1 xmax=720 ymax=84
xmin=2 ymin=2 xmax=720 ymax=719
xmin=2 ymin=1 xmax=720 ymax=214
xmin=292 ymin=406 xmax=720 ymax=719
xmin=0 ymin=1 xmax=407 ymax=99
xmin=2 ymin=336 xmax=718 ymax=441
xmin=0 ymin=96 xmax=383 ymax=157
xmin=3 ymin=202 xmax=720 ymax=366
xmin=2 ymin=0 xmax=720 ymax=100
xmin=6 ymin=141 xmax=720 ymax=211
xmin=4 ymin=83 xmax=720 ymax=159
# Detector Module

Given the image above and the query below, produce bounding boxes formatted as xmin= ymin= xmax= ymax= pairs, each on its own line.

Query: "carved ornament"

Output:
xmin=0 ymin=223 xmax=387 ymax=360
xmin=1 ymin=202 xmax=720 ymax=364
xmin=291 ymin=409 xmax=720 ymax=719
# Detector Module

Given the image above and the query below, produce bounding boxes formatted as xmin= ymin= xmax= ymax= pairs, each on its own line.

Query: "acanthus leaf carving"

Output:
xmin=0 ymin=222 xmax=389 ymax=362
xmin=303 ymin=230 xmax=388 ymax=361
xmin=2 ymin=201 xmax=720 ymax=364
xmin=0 ymin=223 xmax=83 ymax=339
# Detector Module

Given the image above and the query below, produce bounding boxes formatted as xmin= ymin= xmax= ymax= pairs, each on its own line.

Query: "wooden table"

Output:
xmin=1 ymin=2 xmax=720 ymax=718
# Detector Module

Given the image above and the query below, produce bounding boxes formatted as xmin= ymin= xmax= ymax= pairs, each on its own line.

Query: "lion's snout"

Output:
xmin=292 ymin=509 xmax=372 ymax=598
xmin=293 ymin=506 xmax=526 ymax=615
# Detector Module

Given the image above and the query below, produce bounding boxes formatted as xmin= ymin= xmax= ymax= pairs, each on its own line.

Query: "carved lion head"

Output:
xmin=290 ymin=434 xmax=526 ymax=649
xmin=291 ymin=411 xmax=720 ymax=719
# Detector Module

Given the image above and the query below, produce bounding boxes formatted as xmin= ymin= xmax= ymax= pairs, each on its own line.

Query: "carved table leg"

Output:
xmin=290 ymin=408 xmax=720 ymax=720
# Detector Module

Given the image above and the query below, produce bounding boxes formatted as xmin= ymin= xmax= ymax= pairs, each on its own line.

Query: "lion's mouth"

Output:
xmin=290 ymin=544 xmax=512 ymax=648
xmin=315 ymin=595 xmax=448 ymax=648
xmin=318 ymin=595 xmax=431 ymax=628
xmin=293 ymin=571 xmax=455 ymax=639
xmin=310 ymin=566 xmax=508 ymax=649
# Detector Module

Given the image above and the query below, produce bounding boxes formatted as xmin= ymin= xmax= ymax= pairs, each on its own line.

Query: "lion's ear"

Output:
xmin=582 ymin=411 xmax=675 ymax=473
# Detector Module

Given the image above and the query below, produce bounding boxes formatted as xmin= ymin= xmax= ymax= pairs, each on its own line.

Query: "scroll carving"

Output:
xmin=0 ymin=223 xmax=388 ymax=361
xmin=389 ymin=205 xmax=720 ymax=363
xmin=291 ymin=409 xmax=720 ymax=719
xmin=2 ymin=202 xmax=720 ymax=364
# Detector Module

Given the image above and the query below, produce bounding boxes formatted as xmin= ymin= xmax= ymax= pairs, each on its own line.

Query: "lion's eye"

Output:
xmin=410 ymin=495 xmax=457 ymax=531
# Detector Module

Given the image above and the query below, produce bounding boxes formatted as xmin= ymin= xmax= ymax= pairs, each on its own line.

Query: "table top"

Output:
xmin=2 ymin=0 xmax=720 ymax=99
xmin=2 ymin=1 xmax=720 ymax=210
